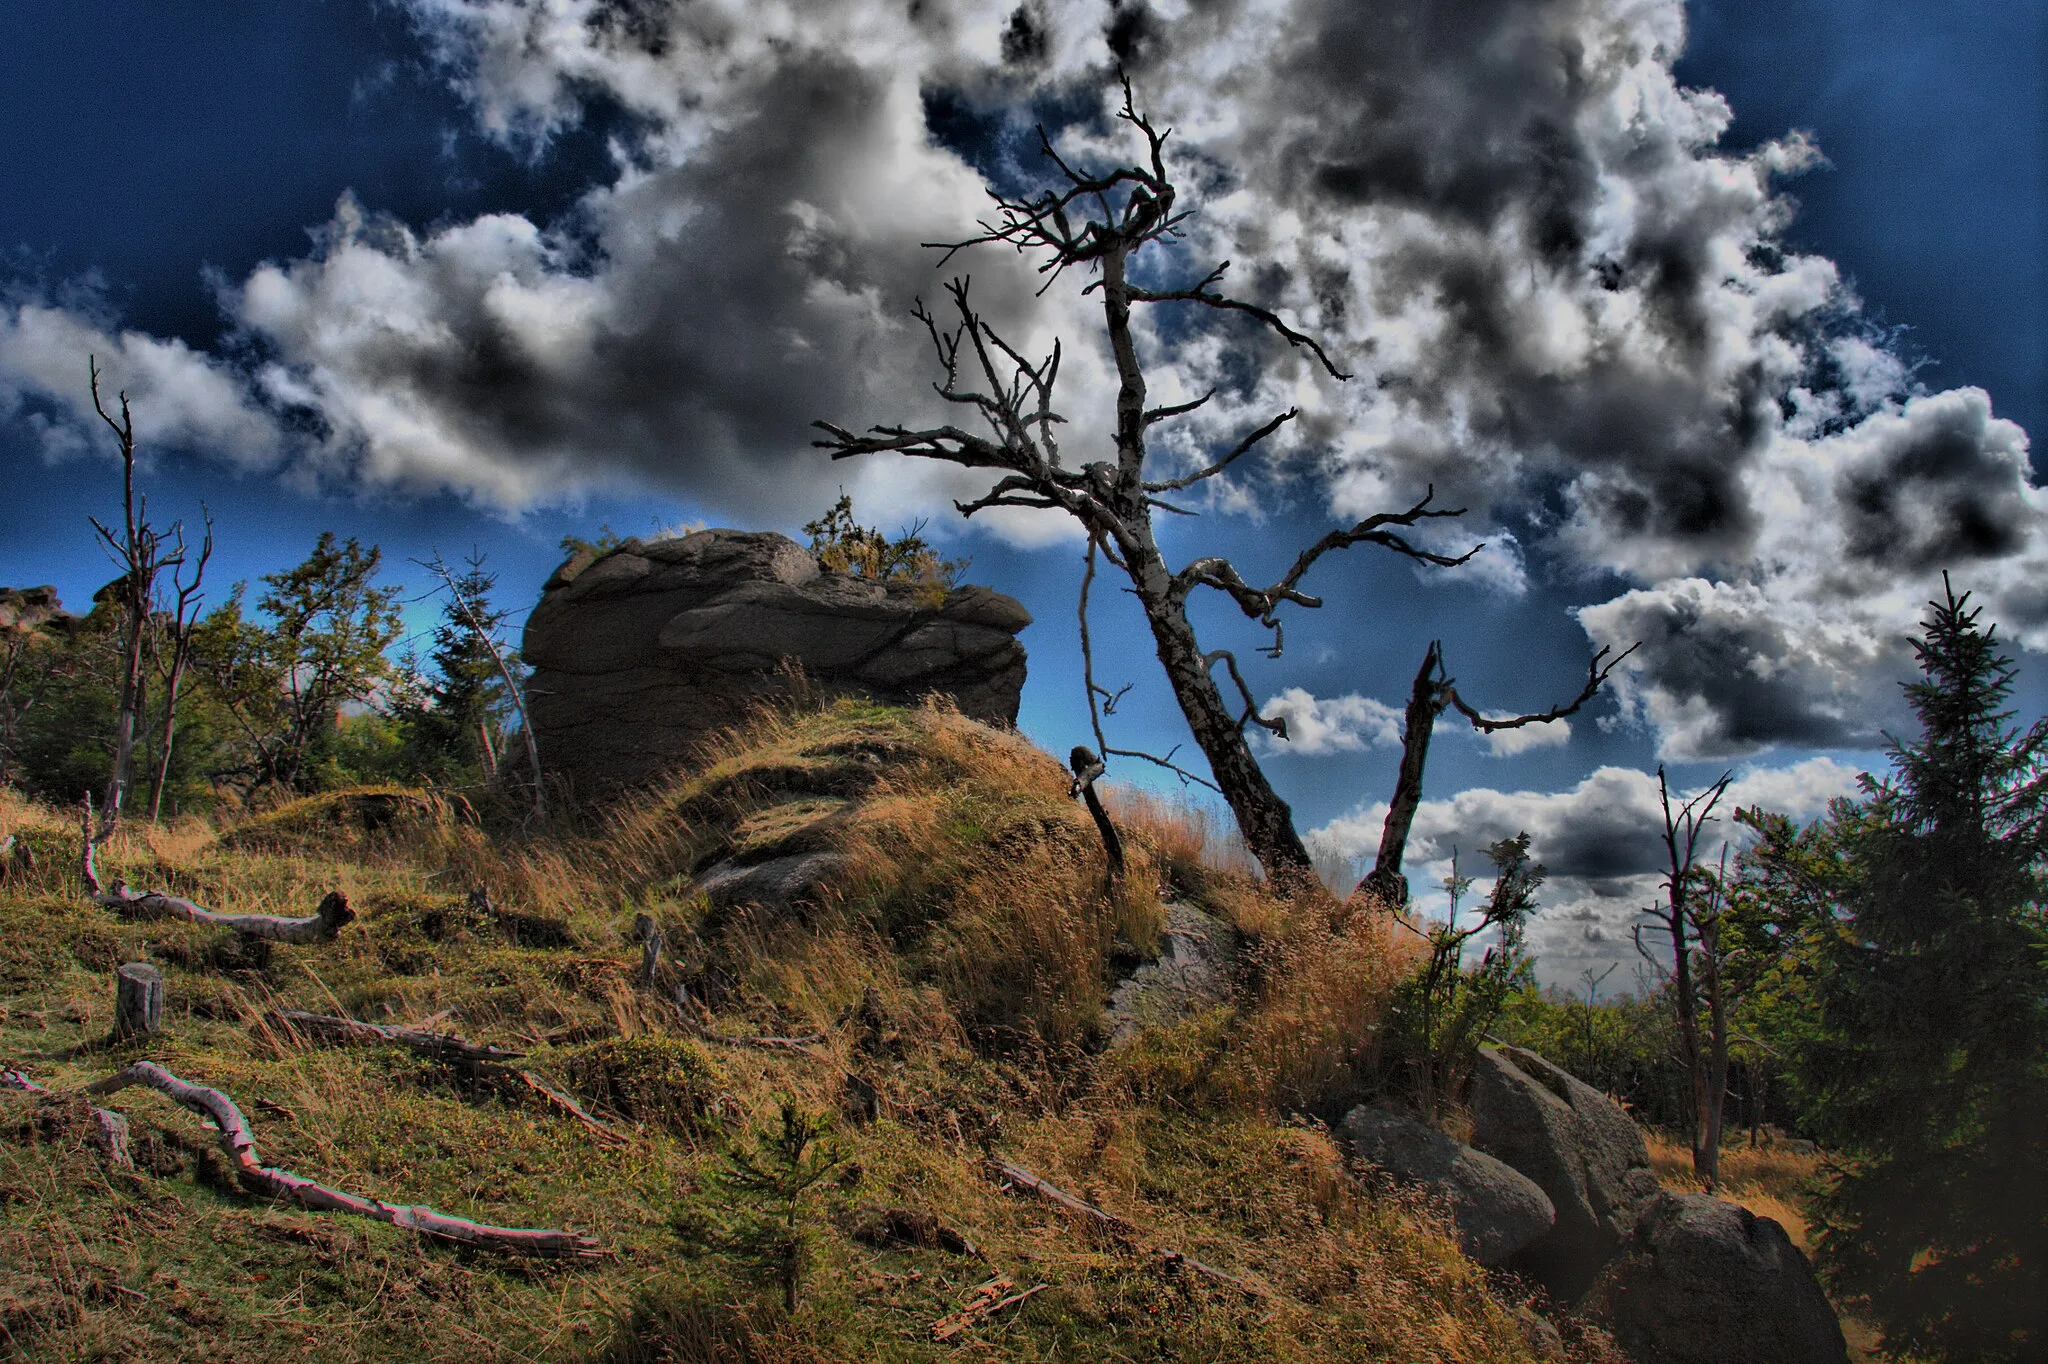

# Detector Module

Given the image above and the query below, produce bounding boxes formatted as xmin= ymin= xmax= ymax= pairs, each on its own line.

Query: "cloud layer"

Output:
xmin=1307 ymin=755 xmax=1866 ymax=985
xmin=2 ymin=0 xmax=2041 ymax=759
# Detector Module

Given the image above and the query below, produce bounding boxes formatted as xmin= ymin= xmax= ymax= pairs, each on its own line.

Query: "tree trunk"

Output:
xmin=1699 ymin=917 xmax=1729 ymax=1187
xmin=1135 ymin=567 xmax=1311 ymax=878
xmin=1367 ymin=644 xmax=1446 ymax=904
xmin=146 ymin=642 xmax=191 ymax=821
xmin=104 ymin=598 xmax=147 ymax=833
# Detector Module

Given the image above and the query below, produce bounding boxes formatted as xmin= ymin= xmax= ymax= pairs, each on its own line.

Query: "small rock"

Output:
xmin=1583 ymin=1191 xmax=1848 ymax=1364
xmin=694 ymin=851 xmax=848 ymax=918
xmin=1341 ymin=1105 xmax=1556 ymax=1266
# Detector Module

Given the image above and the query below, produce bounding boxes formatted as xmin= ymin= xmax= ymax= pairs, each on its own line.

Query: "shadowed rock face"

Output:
xmin=1584 ymin=1191 xmax=1847 ymax=1364
xmin=522 ymin=530 xmax=1030 ymax=799
xmin=1470 ymin=1043 xmax=1662 ymax=1302
xmin=1341 ymin=1104 xmax=1556 ymax=1266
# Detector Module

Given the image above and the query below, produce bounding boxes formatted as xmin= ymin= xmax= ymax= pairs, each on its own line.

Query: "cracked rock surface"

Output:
xmin=523 ymin=529 xmax=1030 ymax=799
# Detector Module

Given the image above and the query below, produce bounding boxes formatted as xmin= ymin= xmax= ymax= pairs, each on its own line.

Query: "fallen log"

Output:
xmin=267 ymin=1009 xmax=524 ymax=1064
xmin=83 ymin=1061 xmax=605 ymax=1258
xmin=80 ymin=800 xmax=353 ymax=943
xmin=0 ymin=1068 xmax=134 ymax=1169
xmin=266 ymin=1010 xmax=627 ymax=1145
xmin=931 ymin=1276 xmax=1048 ymax=1342
xmin=987 ymin=1157 xmax=1267 ymax=1300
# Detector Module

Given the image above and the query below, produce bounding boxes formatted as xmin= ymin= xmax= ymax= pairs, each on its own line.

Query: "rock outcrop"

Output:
xmin=1583 ymin=1191 xmax=1848 ymax=1364
xmin=522 ymin=530 xmax=1030 ymax=798
xmin=0 ymin=586 xmax=67 ymax=636
xmin=1470 ymin=1044 xmax=1662 ymax=1302
xmin=1341 ymin=1105 xmax=1557 ymax=1266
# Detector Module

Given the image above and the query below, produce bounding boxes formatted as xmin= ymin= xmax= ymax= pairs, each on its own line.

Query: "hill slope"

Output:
xmin=0 ymin=697 xmax=1618 ymax=1361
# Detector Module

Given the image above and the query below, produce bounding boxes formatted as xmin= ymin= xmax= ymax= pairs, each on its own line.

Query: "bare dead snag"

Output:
xmin=1067 ymin=746 xmax=1126 ymax=881
xmin=1361 ymin=639 xmax=1635 ymax=905
xmin=1634 ymin=767 xmax=1735 ymax=1188
xmin=0 ymin=1068 xmax=134 ymax=1169
xmin=82 ymin=1061 xmax=605 ymax=1257
xmin=146 ymin=509 xmax=212 ymax=822
xmin=414 ymin=550 xmax=546 ymax=827
xmin=987 ymin=1157 xmax=1267 ymax=1300
xmin=816 ymin=78 xmax=1481 ymax=878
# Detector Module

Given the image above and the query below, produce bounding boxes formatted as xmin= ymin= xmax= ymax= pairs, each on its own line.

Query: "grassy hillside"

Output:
xmin=0 ymin=696 xmax=1622 ymax=1362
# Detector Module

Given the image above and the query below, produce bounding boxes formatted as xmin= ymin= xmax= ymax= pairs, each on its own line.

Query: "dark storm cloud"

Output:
xmin=2 ymin=0 xmax=2043 ymax=763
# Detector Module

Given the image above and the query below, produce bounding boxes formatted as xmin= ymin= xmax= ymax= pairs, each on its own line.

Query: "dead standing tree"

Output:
xmin=817 ymin=81 xmax=1481 ymax=880
xmin=1360 ymin=638 xmax=1635 ymax=905
xmin=1633 ymin=766 xmax=1734 ymax=1187
xmin=89 ymin=357 xmax=186 ymax=841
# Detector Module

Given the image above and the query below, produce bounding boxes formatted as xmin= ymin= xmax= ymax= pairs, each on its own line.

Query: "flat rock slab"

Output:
xmin=1584 ymin=1191 xmax=1847 ymax=1364
xmin=523 ymin=529 xmax=1031 ymax=799
xmin=1341 ymin=1104 xmax=1556 ymax=1266
xmin=1107 ymin=902 xmax=1237 ymax=1043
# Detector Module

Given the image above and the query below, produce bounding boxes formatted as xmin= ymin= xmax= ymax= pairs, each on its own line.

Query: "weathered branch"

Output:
xmin=931 ymin=1278 xmax=1049 ymax=1342
xmin=1145 ymin=408 xmax=1294 ymax=493
xmin=1127 ymin=271 xmax=1350 ymax=381
xmin=1444 ymin=643 xmax=1639 ymax=732
xmin=80 ymin=794 xmax=353 ymax=941
xmin=83 ymin=1061 xmax=605 ymax=1257
xmin=267 ymin=1010 xmax=524 ymax=1065
xmin=988 ymin=1157 xmax=1266 ymax=1299
xmin=1067 ymin=746 xmax=1126 ymax=881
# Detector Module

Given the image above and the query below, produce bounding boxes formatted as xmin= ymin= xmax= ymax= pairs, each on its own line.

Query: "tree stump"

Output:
xmin=114 ymin=963 xmax=164 ymax=1039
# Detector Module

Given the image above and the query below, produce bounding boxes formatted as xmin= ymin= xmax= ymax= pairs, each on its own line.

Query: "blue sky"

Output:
xmin=2 ymin=0 xmax=2042 ymax=986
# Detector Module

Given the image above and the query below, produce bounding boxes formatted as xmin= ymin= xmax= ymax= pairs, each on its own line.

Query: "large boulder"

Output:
xmin=522 ymin=530 xmax=1030 ymax=798
xmin=1583 ymin=1191 xmax=1847 ymax=1364
xmin=1341 ymin=1104 xmax=1556 ymax=1266
xmin=1470 ymin=1044 xmax=1662 ymax=1302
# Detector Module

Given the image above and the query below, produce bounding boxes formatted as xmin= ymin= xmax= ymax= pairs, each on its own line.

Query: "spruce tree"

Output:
xmin=411 ymin=551 xmax=510 ymax=780
xmin=1799 ymin=577 xmax=2048 ymax=1360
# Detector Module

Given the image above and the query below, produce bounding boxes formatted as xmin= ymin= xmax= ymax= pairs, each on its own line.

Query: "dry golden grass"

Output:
xmin=0 ymin=696 xmax=1622 ymax=1361
xmin=1643 ymin=1129 xmax=1821 ymax=1250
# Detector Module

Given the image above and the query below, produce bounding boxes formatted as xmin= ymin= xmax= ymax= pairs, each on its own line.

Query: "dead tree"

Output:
xmin=1360 ymin=639 xmax=1634 ymax=905
xmin=816 ymin=79 xmax=1479 ymax=881
xmin=414 ymin=551 xmax=546 ymax=826
xmin=146 ymin=509 xmax=212 ymax=820
xmin=88 ymin=357 xmax=186 ymax=841
xmin=1633 ymin=766 xmax=1733 ymax=1187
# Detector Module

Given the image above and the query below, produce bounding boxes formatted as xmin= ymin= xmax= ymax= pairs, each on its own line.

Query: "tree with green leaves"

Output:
xmin=1769 ymin=577 xmax=2047 ymax=1360
xmin=191 ymin=533 xmax=404 ymax=794
xmin=803 ymin=492 xmax=966 ymax=608
xmin=1389 ymin=833 xmax=1543 ymax=1122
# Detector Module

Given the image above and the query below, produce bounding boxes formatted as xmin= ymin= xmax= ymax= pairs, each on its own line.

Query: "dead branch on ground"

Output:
xmin=0 ymin=1068 xmax=134 ymax=1168
xmin=931 ymin=1277 xmax=1049 ymax=1342
xmin=79 ymin=795 xmax=353 ymax=942
xmin=266 ymin=1009 xmax=627 ymax=1145
xmin=80 ymin=1061 xmax=605 ymax=1256
xmin=987 ymin=1157 xmax=1267 ymax=1299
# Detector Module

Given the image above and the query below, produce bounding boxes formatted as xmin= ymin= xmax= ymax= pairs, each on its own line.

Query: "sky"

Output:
xmin=1 ymin=0 xmax=2042 ymax=990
